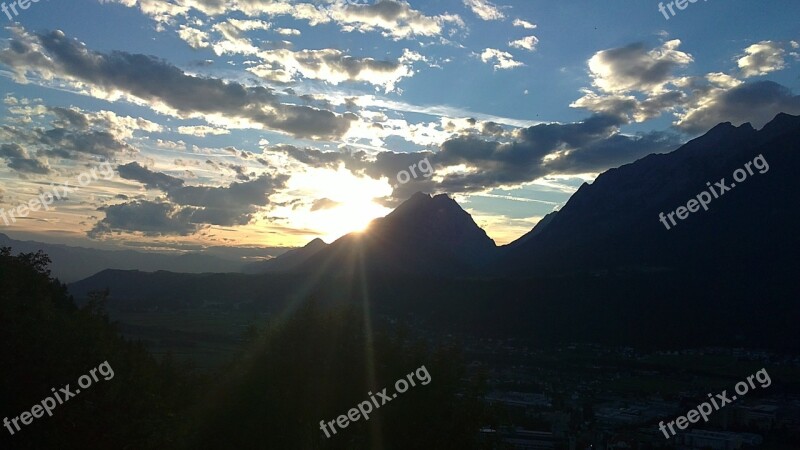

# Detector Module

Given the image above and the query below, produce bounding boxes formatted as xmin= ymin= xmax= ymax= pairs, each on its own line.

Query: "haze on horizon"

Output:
xmin=0 ymin=0 xmax=798 ymax=251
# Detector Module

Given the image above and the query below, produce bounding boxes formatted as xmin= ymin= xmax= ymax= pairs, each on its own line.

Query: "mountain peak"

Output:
xmin=760 ymin=112 xmax=800 ymax=135
xmin=306 ymin=237 xmax=327 ymax=247
xmin=298 ymin=191 xmax=496 ymax=275
xmin=703 ymin=120 xmax=755 ymax=139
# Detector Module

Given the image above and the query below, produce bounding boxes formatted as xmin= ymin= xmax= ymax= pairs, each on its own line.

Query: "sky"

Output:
xmin=0 ymin=0 xmax=797 ymax=251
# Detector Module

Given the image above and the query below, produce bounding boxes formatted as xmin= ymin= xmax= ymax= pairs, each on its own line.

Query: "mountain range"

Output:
xmin=35 ymin=114 xmax=800 ymax=347
xmin=265 ymin=113 xmax=799 ymax=277
xmin=20 ymin=113 xmax=800 ymax=282
xmin=0 ymin=233 xmax=284 ymax=282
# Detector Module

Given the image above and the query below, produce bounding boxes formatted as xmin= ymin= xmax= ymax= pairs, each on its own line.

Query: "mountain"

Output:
xmin=499 ymin=113 xmax=800 ymax=275
xmin=0 ymin=233 xmax=246 ymax=282
xmin=296 ymin=192 xmax=497 ymax=276
xmin=64 ymin=115 xmax=800 ymax=349
xmin=242 ymin=238 xmax=328 ymax=273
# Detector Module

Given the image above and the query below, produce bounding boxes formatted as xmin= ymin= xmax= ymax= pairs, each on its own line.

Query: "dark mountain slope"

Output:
xmin=500 ymin=113 xmax=800 ymax=275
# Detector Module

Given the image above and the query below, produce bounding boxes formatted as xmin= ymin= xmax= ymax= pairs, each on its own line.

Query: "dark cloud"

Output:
xmin=49 ymin=106 xmax=90 ymax=129
xmin=277 ymin=144 xmax=359 ymax=168
xmin=0 ymin=27 xmax=354 ymax=140
xmin=0 ymin=143 xmax=50 ymax=174
xmin=0 ymin=106 xmax=135 ymax=163
xmin=89 ymin=201 xmax=199 ymax=237
xmin=280 ymin=114 xmax=680 ymax=201
xmin=161 ymin=173 xmax=287 ymax=226
xmin=36 ymin=128 xmax=133 ymax=158
xmin=481 ymin=121 xmax=505 ymax=136
xmin=94 ymin=162 xmax=290 ymax=235
xmin=678 ymin=81 xmax=800 ymax=134
xmin=433 ymin=114 xmax=680 ymax=192
xmin=542 ymin=131 xmax=682 ymax=174
xmin=225 ymin=163 xmax=253 ymax=181
xmin=435 ymin=114 xmax=620 ymax=174
xmin=117 ymin=162 xmax=186 ymax=190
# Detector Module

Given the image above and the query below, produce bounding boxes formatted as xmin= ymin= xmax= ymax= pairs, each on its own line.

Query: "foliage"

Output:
xmin=1 ymin=247 xmax=486 ymax=449
xmin=0 ymin=247 xmax=194 ymax=449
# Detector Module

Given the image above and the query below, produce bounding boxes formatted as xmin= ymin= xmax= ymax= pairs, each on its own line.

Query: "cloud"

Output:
xmin=166 ymin=173 xmax=289 ymax=226
xmin=0 ymin=106 xmax=138 ymax=162
xmin=431 ymin=114 xmax=680 ymax=193
xmin=104 ymin=0 xmax=467 ymax=40
xmin=328 ymin=1 xmax=463 ymax=40
xmin=509 ymin=36 xmax=539 ymax=52
xmin=463 ymin=0 xmax=505 ymax=21
xmin=178 ymin=25 xmax=211 ymax=49
xmin=36 ymin=129 xmax=134 ymax=159
xmin=211 ymin=18 xmax=271 ymax=55
xmin=117 ymin=162 xmax=186 ymax=191
xmin=512 ymin=18 xmax=536 ymax=29
xmin=0 ymin=27 xmax=353 ymax=140
xmin=575 ymin=47 xmax=800 ymax=135
xmin=49 ymin=106 xmax=90 ymax=129
xmin=275 ymin=28 xmax=301 ymax=36
xmin=480 ymin=48 xmax=524 ymax=70
xmin=0 ymin=99 xmax=166 ymax=182
xmin=541 ymin=131 xmax=680 ymax=174
xmin=588 ymin=40 xmax=693 ymax=94
xmin=235 ymin=1 xmax=330 ymax=25
xmin=281 ymin=114 xmax=680 ymax=202
xmin=89 ymin=200 xmax=199 ymax=237
xmin=571 ymin=89 xmax=687 ymax=123
xmin=676 ymin=80 xmax=800 ymax=134
xmin=92 ymin=164 xmax=290 ymax=235
xmin=737 ymin=41 xmax=786 ymax=78
xmin=571 ymin=40 xmax=800 ymax=134
xmin=0 ymin=143 xmax=50 ymax=174
xmin=176 ymin=125 xmax=230 ymax=136
xmin=248 ymin=48 xmax=413 ymax=92
xmin=276 ymin=144 xmax=358 ymax=169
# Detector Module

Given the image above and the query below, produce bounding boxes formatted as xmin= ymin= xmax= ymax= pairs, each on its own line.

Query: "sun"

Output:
xmin=285 ymin=165 xmax=393 ymax=242
xmin=314 ymin=200 xmax=389 ymax=241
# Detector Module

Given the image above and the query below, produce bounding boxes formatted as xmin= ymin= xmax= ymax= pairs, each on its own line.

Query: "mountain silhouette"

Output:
xmin=64 ymin=115 xmax=800 ymax=349
xmin=0 ymin=233 xmax=246 ymax=282
xmin=243 ymin=238 xmax=328 ymax=273
xmin=296 ymin=192 xmax=496 ymax=276
xmin=499 ymin=112 xmax=800 ymax=275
